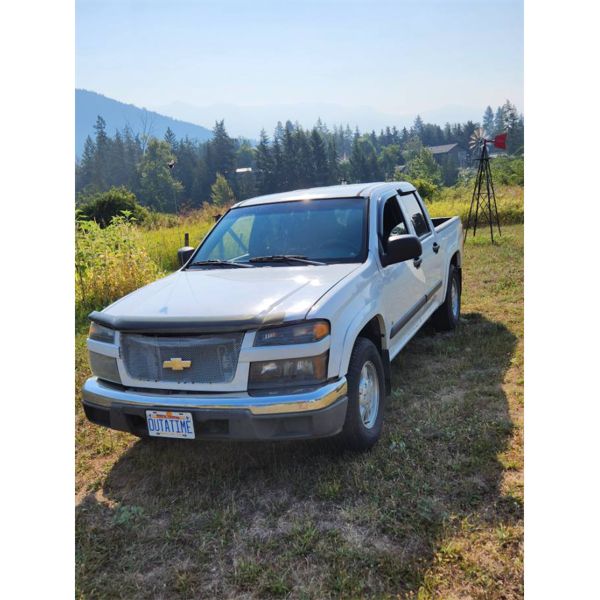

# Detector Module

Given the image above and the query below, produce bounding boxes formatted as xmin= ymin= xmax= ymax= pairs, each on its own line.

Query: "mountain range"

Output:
xmin=75 ymin=89 xmax=213 ymax=157
xmin=76 ymin=88 xmax=485 ymax=157
xmin=152 ymin=101 xmax=482 ymax=140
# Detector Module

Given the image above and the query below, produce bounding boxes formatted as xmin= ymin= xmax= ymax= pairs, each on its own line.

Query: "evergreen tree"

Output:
xmin=326 ymin=139 xmax=339 ymax=184
xmin=494 ymin=106 xmax=505 ymax=135
xmin=483 ymin=106 xmax=495 ymax=135
xmin=413 ymin=115 xmax=425 ymax=138
xmin=76 ymin=136 xmax=96 ymax=193
xmin=281 ymin=127 xmax=298 ymax=190
xmin=310 ymin=129 xmax=329 ymax=186
xmin=208 ymin=120 xmax=235 ymax=185
xmin=255 ymin=130 xmax=274 ymax=195
xmin=92 ymin=115 xmax=110 ymax=189
xmin=164 ymin=127 xmax=177 ymax=149
xmin=295 ymin=128 xmax=313 ymax=187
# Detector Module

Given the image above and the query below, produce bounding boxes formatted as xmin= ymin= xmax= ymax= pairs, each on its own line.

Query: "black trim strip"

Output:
xmin=390 ymin=280 xmax=443 ymax=339
xmin=427 ymin=280 xmax=442 ymax=299
xmin=88 ymin=311 xmax=286 ymax=334
xmin=390 ymin=296 xmax=427 ymax=338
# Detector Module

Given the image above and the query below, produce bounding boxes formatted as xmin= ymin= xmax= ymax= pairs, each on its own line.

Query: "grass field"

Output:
xmin=75 ymin=219 xmax=523 ymax=599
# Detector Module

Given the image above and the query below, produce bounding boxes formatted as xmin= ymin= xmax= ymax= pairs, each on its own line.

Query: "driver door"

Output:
xmin=378 ymin=193 xmax=423 ymax=351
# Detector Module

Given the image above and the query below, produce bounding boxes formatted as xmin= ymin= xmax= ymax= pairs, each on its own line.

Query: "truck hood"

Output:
xmin=93 ymin=263 xmax=360 ymax=332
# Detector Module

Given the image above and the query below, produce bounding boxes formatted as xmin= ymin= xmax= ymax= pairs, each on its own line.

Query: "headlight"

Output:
xmin=89 ymin=321 xmax=116 ymax=344
xmin=249 ymin=351 xmax=328 ymax=389
xmin=254 ymin=320 xmax=330 ymax=346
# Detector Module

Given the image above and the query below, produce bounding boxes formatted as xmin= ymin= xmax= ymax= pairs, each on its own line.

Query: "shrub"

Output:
xmin=406 ymin=177 xmax=439 ymax=201
xmin=78 ymin=187 xmax=149 ymax=227
xmin=75 ymin=214 xmax=163 ymax=324
xmin=490 ymin=156 xmax=524 ymax=186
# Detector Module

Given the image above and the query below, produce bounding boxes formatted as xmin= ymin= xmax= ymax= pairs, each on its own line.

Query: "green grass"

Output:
xmin=75 ymin=218 xmax=523 ymax=599
xmin=428 ymin=184 xmax=524 ymax=225
xmin=141 ymin=220 xmax=214 ymax=272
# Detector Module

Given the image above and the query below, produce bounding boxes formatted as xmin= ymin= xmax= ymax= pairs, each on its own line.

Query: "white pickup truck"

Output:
xmin=82 ymin=182 xmax=463 ymax=449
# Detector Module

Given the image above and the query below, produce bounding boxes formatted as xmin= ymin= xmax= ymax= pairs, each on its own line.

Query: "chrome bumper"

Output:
xmin=82 ymin=376 xmax=347 ymax=415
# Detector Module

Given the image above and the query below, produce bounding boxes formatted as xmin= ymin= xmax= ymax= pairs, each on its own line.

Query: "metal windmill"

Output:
xmin=465 ymin=128 xmax=507 ymax=242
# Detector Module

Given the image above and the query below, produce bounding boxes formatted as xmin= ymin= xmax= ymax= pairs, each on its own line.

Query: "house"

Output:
xmin=426 ymin=143 xmax=467 ymax=168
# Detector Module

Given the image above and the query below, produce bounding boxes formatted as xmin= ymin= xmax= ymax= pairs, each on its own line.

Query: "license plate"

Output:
xmin=146 ymin=410 xmax=195 ymax=439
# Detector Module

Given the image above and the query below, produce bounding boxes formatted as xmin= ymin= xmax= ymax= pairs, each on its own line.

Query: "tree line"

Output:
xmin=76 ymin=99 xmax=523 ymax=213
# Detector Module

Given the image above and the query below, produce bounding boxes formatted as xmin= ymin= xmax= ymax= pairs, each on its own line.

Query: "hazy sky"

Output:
xmin=76 ymin=0 xmax=523 ymax=117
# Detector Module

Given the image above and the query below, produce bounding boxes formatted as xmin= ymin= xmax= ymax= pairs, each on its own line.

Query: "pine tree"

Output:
xmin=281 ymin=127 xmax=298 ymax=190
xmin=326 ymin=139 xmax=339 ymax=184
xmin=494 ymin=106 xmax=505 ymax=135
xmin=483 ymin=106 xmax=495 ymax=135
xmin=413 ymin=115 xmax=425 ymax=138
xmin=92 ymin=115 xmax=110 ymax=189
xmin=255 ymin=130 xmax=274 ymax=195
xmin=76 ymin=135 xmax=96 ymax=193
xmin=295 ymin=128 xmax=313 ymax=187
xmin=164 ymin=127 xmax=177 ymax=149
xmin=310 ymin=129 xmax=329 ymax=186
xmin=208 ymin=120 xmax=235 ymax=184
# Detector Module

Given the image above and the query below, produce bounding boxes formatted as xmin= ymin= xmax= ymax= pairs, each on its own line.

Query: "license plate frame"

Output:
xmin=146 ymin=410 xmax=196 ymax=439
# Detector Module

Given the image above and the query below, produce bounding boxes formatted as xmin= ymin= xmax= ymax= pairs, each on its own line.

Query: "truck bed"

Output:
xmin=432 ymin=216 xmax=455 ymax=229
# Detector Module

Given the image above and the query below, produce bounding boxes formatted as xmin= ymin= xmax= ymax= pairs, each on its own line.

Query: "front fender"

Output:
xmin=334 ymin=301 xmax=386 ymax=379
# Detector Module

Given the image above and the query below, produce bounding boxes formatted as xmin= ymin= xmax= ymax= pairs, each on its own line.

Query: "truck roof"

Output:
xmin=234 ymin=181 xmax=417 ymax=208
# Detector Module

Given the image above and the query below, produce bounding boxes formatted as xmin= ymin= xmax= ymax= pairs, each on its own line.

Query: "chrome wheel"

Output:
xmin=451 ymin=277 xmax=460 ymax=320
xmin=358 ymin=360 xmax=380 ymax=429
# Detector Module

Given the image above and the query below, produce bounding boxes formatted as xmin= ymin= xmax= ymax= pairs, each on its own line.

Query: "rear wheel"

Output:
xmin=339 ymin=337 xmax=385 ymax=450
xmin=432 ymin=264 xmax=461 ymax=331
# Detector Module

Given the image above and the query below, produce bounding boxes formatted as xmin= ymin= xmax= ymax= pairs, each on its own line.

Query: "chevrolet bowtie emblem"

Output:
xmin=163 ymin=357 xmax=192 ymax=371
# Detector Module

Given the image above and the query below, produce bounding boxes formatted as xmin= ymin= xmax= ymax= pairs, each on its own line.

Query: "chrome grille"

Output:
xmin=121 ymin=333 xmax=243 ymax=384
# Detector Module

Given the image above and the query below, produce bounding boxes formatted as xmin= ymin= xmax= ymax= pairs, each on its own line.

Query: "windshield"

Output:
xmin=190 ymin=198 xmax=368 ymax=265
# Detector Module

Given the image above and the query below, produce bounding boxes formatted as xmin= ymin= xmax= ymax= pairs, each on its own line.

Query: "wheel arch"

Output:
xmin=340 ymin=312 xmax=391 ymax=397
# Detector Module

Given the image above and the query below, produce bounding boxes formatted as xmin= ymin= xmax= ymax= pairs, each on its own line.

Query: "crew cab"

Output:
xmin=82 ymin=182 xmax=463 ymax=449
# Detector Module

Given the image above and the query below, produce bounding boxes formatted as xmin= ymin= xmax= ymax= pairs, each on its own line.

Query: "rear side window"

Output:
xmin=402 ymin=193 xmax=431 ymax=238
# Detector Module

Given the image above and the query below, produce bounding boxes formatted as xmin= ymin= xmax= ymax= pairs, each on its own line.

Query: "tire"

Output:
xmin=432 ymin=264 xmax=461 ymax=331
xmin=339 ymin=337 xmax=386 ymax=451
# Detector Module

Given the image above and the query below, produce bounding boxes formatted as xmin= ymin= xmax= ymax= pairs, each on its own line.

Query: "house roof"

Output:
xmin=426 ymin=143 xmax=460 ymax=155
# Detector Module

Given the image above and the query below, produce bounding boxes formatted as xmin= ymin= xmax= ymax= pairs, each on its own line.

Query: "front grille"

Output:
xmin=120 ymin=333 xmax=243 ymax=384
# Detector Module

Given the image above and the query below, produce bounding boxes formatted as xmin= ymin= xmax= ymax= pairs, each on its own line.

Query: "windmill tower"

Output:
xmin=465 ymin=129 xmax=507 ymax=242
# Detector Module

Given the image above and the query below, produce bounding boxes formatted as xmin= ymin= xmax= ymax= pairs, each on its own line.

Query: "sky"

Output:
xmin=76 ymin=0 xmax=523 ymax=134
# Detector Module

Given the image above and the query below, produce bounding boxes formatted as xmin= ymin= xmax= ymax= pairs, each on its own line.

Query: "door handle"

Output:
xmin=433 ymin=242 xmax=440 ymax=254
xmin=413 ymin=257 xmax=422 ymax=269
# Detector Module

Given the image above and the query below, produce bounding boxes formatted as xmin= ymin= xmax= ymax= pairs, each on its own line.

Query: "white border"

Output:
xmin=0 ymin=0 xmax=74 ymax=596
xmin=526 ymin=0 xmax=600 ymax=597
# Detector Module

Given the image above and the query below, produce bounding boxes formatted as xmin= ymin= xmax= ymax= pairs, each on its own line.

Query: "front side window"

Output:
xmin=381 ymin=195 xmax=408 ymax=250
xmin=193 ymin=198 xmax=367 ymax=265
xmin=402 ymin=193 xmax=431 ymax=238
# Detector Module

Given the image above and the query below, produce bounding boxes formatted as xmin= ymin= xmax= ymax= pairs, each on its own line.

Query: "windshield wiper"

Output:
xmin=249 ymin=254 xmax=325 ymax=266
xmin=188 ymin=259 xmax=253 ymax=269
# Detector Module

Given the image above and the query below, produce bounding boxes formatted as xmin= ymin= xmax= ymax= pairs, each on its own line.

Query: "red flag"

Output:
xmin=493 ymin=132 xmax=507 ymax=150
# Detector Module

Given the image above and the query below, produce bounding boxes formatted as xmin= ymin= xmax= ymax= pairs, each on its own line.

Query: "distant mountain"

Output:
xmin=153 ymin=101 xmax=482 ymax=140
xmin=76 ymin=89 xmax=212 ymax=157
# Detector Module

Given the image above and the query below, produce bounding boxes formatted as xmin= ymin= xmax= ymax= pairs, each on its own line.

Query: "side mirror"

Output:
xmin=177 ymin=246 xmax=195 ymax=267
xmin=381 ymin=235 xmax=422 ymax=267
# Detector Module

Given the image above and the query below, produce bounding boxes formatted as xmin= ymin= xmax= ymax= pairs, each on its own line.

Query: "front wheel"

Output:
xmin=432 ymin=264 xmax=461 ymax=331
xmin=339 ymin=337 xmax=385 ymax=451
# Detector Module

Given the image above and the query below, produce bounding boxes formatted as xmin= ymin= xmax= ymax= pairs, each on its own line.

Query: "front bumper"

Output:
xmin=81 ymin=377 xmax=348 ymax=441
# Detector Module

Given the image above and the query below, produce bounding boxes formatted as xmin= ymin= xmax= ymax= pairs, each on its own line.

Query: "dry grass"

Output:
xmin=75 ymin=224 xmax=523 ymax=599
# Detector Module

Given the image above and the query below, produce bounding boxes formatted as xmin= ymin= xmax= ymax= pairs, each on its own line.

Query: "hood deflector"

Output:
xmin=88 ymin=311 xmax=286 ymax=334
